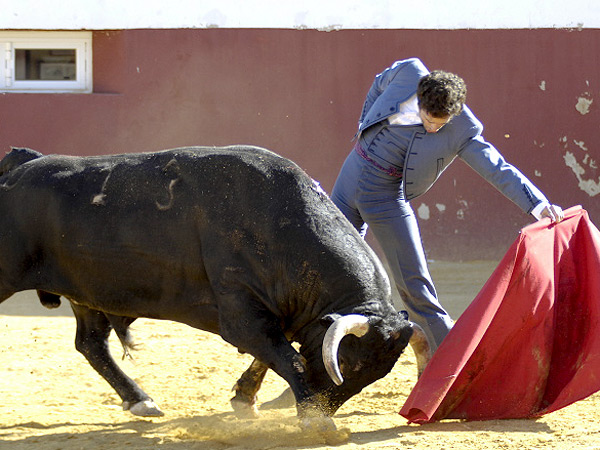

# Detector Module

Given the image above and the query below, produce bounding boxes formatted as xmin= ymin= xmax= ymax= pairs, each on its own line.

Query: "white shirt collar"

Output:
xmin=387 ymin=94 xmax=422 ymax=126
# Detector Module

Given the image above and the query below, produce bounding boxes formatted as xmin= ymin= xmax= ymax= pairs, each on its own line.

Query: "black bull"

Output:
xmin=0 ymin=146 xmax=429 ymax=429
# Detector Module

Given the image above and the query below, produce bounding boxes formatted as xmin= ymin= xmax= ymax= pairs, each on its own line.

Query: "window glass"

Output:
xmin=15 ymin=49 xmax=77 ymax=81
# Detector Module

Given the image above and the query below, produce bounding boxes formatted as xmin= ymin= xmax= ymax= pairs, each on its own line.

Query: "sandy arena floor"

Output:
xmin=1 ymin=260 xmax=599 ymax=449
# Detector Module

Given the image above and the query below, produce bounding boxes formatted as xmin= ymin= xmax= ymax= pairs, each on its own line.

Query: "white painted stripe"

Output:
xmin=0 ymin=0 xmax=598 ymax=30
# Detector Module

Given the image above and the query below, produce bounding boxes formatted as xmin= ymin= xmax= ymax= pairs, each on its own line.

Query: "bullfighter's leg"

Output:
xmin=230 ymin=358 xmax=268 ymax=418
xmin=70 ymin=303 xmax=163 ymax=417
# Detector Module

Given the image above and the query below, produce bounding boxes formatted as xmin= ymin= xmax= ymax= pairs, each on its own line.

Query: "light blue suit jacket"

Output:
xmin=358 ymin=58 xmax=547 ymax=214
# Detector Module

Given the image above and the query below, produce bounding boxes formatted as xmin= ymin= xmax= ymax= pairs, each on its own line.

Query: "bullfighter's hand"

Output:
xmin=540 ymin=204 xmax=564 ymax=223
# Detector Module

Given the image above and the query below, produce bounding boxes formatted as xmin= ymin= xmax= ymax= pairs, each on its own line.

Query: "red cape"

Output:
xmin=400 ymin=206 xmax=600 ymax=423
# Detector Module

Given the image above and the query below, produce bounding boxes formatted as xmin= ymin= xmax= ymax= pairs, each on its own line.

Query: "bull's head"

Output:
xmin=308 ymin=312 xmax=431 ymax=415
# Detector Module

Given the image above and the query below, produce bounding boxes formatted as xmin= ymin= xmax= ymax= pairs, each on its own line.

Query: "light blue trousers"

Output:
xmin=331 ymin=148 xmax=454 ymax=350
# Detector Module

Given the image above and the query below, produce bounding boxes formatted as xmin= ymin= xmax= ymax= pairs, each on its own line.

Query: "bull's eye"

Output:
xmin=339 ymin=357 xmax=363 ymax=377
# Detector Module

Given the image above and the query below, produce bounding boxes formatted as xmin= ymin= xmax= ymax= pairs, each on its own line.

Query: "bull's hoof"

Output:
xmin=230 ymin=397 xmax=260 ymax=419
xmin=299 ymin=415 xmax=337 ymax=434
xmin=323 ymin=427 xmax=351 ymax=445
xmin=122 ymin=400 xmax=164 ymax=417
xmin=260 ymin=387 xmax=295 ymax=410
xmin=299 ymin=416 xmax=350 ymax=445
xmin=230 ymin=384 xmax=260 ymax=419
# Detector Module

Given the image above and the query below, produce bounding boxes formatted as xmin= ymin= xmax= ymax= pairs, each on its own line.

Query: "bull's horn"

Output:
xmin=409 ymin=322 xmax=432 ymax=378
xmin=322 ymin=314 xmax=370 ymax=386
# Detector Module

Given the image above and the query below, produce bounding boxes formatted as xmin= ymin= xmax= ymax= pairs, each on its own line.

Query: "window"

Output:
xmin=0 ymin=31 xmax=92 ymax=93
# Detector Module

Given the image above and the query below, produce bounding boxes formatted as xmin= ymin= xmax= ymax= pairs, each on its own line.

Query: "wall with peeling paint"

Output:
xmin=1 ymin=28 xmax=598 ymax=260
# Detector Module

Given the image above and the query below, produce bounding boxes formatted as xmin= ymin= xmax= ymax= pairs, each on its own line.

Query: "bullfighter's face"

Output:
xmin=419 ymin=108 xmax=452 ymax=133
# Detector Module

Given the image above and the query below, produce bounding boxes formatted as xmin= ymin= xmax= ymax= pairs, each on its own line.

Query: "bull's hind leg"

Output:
xmin=70 ymin=303 xmax=163 ymax=416
xmin=230 ymin=358 xmax=268 ymax=418
xmin=232 ymin=359 xmax=295 ymax=415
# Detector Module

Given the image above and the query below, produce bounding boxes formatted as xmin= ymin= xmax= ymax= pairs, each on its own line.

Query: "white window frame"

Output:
xmin=0 ymin=31 xmax=92 ymax=93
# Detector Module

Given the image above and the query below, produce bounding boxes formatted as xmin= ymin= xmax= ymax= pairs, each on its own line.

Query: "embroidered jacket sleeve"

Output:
xmin=457 ymin=123 xmax=548 ymax=214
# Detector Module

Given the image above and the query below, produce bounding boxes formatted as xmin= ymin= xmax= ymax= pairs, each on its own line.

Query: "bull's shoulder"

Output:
xmin=164 ymin=145 xmax=308 ymax=180
xmin=172 ymin=145 xmax=295 ymax=166
xmin=0 ymin=147 xmax=44 ymax=176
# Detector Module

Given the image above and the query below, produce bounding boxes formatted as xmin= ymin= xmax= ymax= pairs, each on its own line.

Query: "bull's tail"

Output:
xmin=105 ymin=314 xmax=139 ymax=360
xmin=34 ymin=293 xmax=138 ymax=360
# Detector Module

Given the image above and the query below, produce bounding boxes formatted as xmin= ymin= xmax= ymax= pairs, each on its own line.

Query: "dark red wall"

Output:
xmin=2 ymin=28 xmax=598 ymax=260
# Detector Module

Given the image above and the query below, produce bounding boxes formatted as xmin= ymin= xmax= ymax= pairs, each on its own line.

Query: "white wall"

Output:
xmin=1 ymin=0 xmax=599 ymax=30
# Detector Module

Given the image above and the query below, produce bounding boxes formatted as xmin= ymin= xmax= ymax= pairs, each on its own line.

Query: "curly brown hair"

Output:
xmin=417 ymin=70 xmax=467 ymax=118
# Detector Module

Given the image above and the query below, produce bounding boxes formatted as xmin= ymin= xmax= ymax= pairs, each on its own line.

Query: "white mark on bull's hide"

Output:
xmin=92 ymin=170 xmax=112 ymax=206
xmin=91 ymin=194 xmax=106 ymax=205
xmin=563 ymin=150 xmax=600 ymax=197
xmin=435 ymin=203 xmax=446 ymax=213
xmin=575 ymin=95 xmax=593 ymax=115
xmin=535 ymin=170 xmax=542 ymax=177
xmin=156 ymin=178 xmax=179 ymax=211
xmin=417 ymin=203 xmax=430 ymax=220
xmin=156 ymin=159 xmax=181 ymax=211
xmin=539 ymin=80 xmax=546 ymax=91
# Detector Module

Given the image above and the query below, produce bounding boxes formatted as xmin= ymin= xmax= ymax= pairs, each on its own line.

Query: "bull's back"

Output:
xmin=3 ymin=145 xmax=307 ymax=236
xmin=0 ymin=146 xmax=330 ymax=317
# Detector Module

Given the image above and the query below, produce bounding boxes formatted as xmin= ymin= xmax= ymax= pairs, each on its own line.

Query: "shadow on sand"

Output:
xmin=0 ymin=408 xmax=555 ymax=450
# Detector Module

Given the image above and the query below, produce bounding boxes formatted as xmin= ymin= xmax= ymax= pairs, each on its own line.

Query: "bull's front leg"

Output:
xmin=70 ymin=303 xmax=163 ymax=417
xmin=218 ymin=296 xmax=335 ymax=432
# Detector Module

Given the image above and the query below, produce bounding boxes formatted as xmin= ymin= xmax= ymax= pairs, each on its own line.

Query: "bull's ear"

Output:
xmin=320 ymin=313 xmax=342 ymax=327
xmin=390 ymin=325 xmax=413 ymax=342
xmin=390 ymin=311 xmax=413 ymax=341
